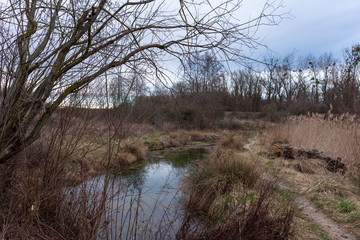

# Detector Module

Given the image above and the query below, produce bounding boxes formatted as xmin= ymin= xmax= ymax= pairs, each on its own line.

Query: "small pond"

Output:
xmin=79 ymin=148 xmax=207 ymax=239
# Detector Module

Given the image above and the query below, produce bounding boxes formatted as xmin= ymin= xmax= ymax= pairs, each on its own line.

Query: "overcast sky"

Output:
xmin=254 ymin=0 xmax=360 ymax=60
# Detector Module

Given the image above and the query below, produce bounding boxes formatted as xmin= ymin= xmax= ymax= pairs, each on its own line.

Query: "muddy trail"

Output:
xmin=244 ymin=140 xmax=358 ymax=240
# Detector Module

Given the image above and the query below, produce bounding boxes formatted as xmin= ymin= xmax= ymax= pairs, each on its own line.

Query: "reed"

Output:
xmin=269 ymin=112 xmax=360 ymax=168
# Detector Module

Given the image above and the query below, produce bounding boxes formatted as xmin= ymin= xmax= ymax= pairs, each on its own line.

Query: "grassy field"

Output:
xmin=1 ymin=109 xmax=360 ymax=239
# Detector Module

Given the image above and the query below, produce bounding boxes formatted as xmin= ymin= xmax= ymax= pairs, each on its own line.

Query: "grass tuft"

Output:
xmin=180 ymin=136 xmax=294 ymax=240
xmin=337 ymin=199 xmax=357 ymax=213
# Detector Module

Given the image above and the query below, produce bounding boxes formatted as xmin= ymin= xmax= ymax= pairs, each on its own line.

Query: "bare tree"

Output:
xmin=318 ymin=52 xmax=336 ymax=100
xmin=338 ymin=44 xmax=360 ymax=111
xmin=183 ymin=51 xmax=225 ymax=94
xmin=274 ymin=55 xmax=294 ymax=103
xmin=294 ymin=56 xmax=310 ymax=102
xmin=306 ymin=54 xmax=320 ymax=103
xmin=0 ymin=0 xmax=284 ymax=163
xmin=262 ymin=55 xmax=281 ymax=101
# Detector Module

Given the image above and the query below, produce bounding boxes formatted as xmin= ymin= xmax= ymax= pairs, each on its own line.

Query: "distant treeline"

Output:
xmin=75 ymin=44 xmax=360 ymax=127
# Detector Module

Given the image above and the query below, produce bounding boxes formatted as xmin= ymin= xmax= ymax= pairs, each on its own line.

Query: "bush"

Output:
xmin=164 ymin=104 xmax=196 ymax=124
xmin=261 ymin=102 xmax=286 ymax=122
xmin=219 ymin=135 xmax=246 ymax=150
xmin=287 ymin=101 xmax=328 ymax=115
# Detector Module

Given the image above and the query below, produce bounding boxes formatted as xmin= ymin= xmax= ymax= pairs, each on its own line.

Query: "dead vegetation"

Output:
xmin=268 ymin=112 xmax=360 ymax=170
xmin=113 ymin=138 xmax=148 ymax=166
xmin=0 ymin=134 xmax=105 ymax=239
xmin=180 ymin=136 xmax=295 ymax=240
xmin=259 ymin=113 xmax=360 ymax=237
xmin=142 ymin=130 xmax=219 ymax=151
xmin=270 ymin=139 xmax=347 ymax=173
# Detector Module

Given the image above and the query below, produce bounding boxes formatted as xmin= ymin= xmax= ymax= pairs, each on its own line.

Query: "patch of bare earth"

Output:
xmin=243 ymin=138 xmax=359 ymax=240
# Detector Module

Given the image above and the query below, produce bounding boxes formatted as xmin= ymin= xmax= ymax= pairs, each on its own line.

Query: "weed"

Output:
xmin=337 ymin=199 xmax=357 ymax=213
xmin=315 ymin=201 xmax=324 ymax=209
xmin=293 ymin=160 xmax=315 ymax=174
xmin=318 ymin=230 xmax=331 ymax=240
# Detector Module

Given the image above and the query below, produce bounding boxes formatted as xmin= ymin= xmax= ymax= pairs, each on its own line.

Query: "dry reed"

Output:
xmin=269 ymin=112 xmax=360 ymax=169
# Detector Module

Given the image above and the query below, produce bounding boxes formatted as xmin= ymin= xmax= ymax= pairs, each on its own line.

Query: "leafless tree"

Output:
xmin=230 ymin=68 xmax=262 ymax=111
xmin=294 ymin=56 xmax=310 ymax=102
xmin=306 ymin=54 xmax=320 ymax=103
xmin=262 ymin=55 xmax=281 ymax=101
xmin=276 ymin=54 xmax=296 ymax=103
xmin=338 ymin=44 xmax=360 ymax=111
xmin=318 ymin=52 xmax=336 ymax=100
xmin=0 ymin=0 xmax=284 ymax=163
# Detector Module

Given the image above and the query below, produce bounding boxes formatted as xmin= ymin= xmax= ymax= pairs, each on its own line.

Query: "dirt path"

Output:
xmin=244 ymin=140 xmax=358 ymax=240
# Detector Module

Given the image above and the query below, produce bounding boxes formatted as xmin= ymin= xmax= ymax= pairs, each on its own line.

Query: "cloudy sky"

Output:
xmin=254 ymin=0 xmax=360 ymax=59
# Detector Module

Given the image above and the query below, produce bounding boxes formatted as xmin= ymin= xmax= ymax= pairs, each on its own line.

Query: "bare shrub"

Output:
xmin=0 ymin=106 xmax=108 ymax=239
xmin=218 ymin=117 xmax=266 ymax=131
xmin=262 ymin=102 xmax=286 ymax=122
xmin=115 ymin=153 xmax=138 ymax=166
xmin=0 ymin=144 xmax=106 ymax=239
xmin=240 ymin=182 xmax=294 ymax=240
xmin=218 ymin=117 xmax=246 ymax=130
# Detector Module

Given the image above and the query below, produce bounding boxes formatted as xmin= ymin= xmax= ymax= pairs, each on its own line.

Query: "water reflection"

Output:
xmin=81 ymin=148 xmax=206 ymax=239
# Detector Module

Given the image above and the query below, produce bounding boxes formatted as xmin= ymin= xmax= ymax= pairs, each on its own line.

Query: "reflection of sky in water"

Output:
xmin=82 ymin=148 xmax=207 ymax=239
xmin=106 ymin=162 xmax=184 ymax=239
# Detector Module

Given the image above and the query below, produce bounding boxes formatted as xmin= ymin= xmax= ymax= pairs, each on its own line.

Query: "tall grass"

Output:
xmin=269 ymin=113 xmax=360 ymax=168
xmin=181 ymin=136 xmax=294 ymax=240
xmin=0 ymin=105 xmax=112 ymax=239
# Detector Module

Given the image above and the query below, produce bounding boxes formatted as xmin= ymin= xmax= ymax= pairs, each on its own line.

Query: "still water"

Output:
xmin=81 ymin=148 xmax=207 ymax=239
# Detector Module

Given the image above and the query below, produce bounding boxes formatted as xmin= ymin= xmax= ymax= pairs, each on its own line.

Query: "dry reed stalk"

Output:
xmin=270 ymin=113 xmax=360 ymax=169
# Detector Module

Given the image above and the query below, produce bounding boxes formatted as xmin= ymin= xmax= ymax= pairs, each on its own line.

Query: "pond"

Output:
xmin=79 ymin=148 xmax=207 ymax=240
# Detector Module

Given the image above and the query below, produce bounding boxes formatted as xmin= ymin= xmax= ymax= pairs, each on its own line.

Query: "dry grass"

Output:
xmin=181 ymin=136 xmax=294 ymax=240
xmin=0 ymin=143 xmax=107 ymax=239
xmin=185 ymin=146 xmax=260 ymax=216
xmin=179 ymin=181 xmax=294 ymax=240
xmin=266 ymin=113 xmax=360 ymax=184
xmin=292 ymin=159 xmax=316 ymax=174
xmin=219 ymin=135 xmax=247 ymax=150
xmin=120 ymin=138 xmax=148 ymax=160
xmin=184 ymin=137 xmax=260 ymax=219
xmin=218 ymin=117 xmax=267 ymax=131
xmin=142 ymin=130 xmax=219 ymax=150
xmin=269 ymin=113 xmax=360 ymax=167
xmin=112 ymin=138 xmax=148 ymax=166
xmin=258 ymin=115 xmax=360 ymax=237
